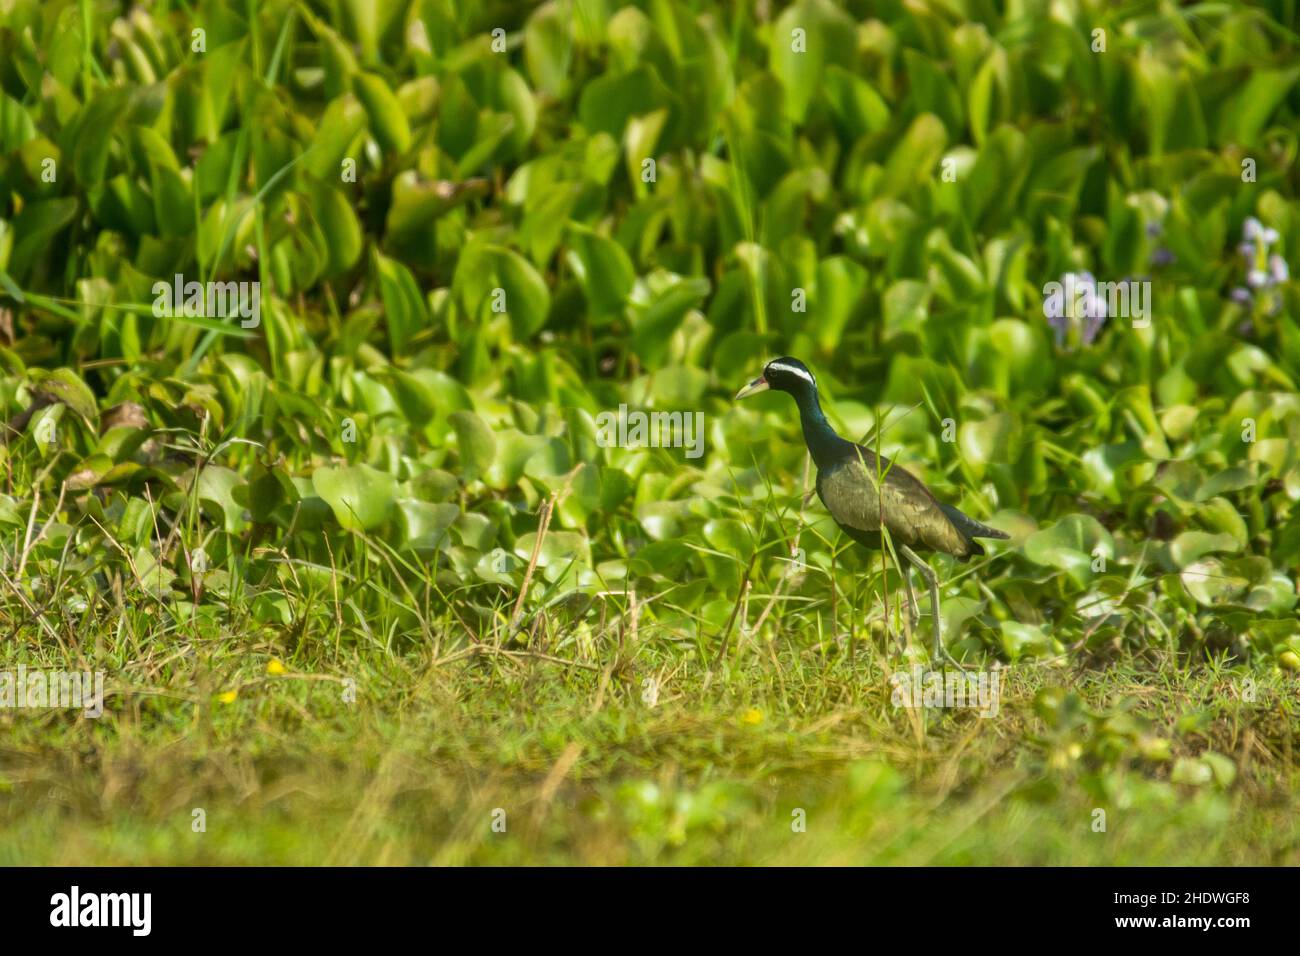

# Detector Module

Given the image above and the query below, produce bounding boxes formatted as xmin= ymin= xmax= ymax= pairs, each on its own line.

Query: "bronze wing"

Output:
xmin=816 ymin=446 xmax=973 ymax=557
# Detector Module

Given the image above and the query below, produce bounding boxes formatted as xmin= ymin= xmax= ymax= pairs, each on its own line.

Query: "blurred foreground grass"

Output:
xmin=2 ymin=634 xmax=1295 ymax=865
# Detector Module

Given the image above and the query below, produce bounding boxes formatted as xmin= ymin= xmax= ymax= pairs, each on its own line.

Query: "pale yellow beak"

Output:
xmin=734 ymin=376 xmax=770 ymax=400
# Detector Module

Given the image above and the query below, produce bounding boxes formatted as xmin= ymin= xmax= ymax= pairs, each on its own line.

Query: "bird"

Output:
xmin=736 ymin=356 xmax=1008 ymax=669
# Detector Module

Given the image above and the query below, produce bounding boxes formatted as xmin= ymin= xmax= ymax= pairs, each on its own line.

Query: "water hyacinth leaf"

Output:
xmin=132 ymin=546 xmax=176 ymax=596
xmin=702 ymin=518 xmax=751 ymax=560
xmin=454 ymin=240 xmax=551 ymax=336
xmin=1000 ymin=621 xmax=1051 ymax=660
xmin=822 ymin=65 xmax=889 ymax=138
xmin=568 ymin=226 xmax=635 ymax=318
xmin=1193 ymin=497 xmax=1249 ymax=547
xmin=1180 ymin=558 xmax=1248 ymax=606
xmin=524 ymin=2 xmax=573 ymax=97
xmin=513 ymin=530 xmax=590 ymax=568
xmin=629 ymin=539 xmax=693 ymax=579
xmin=65 ymin=454 xmax=113 ymax=490
xmin=1082 ymin=442 xmax=1144 ymax=502
xmin=1223 ymin=66 xmax=1300 ymax=144
xmin=194 ymin=465 xmax=249 ymax=534
xmin=1198 ymin=467 xmax=1257 ymax=502
xmin=557 ymin=462 xmax=601 ymax=525
xmin=958 ymin=413 xmax=1017 ymax=472
xmin=491 ymin=246 xmax=551 ymax=337
xmin=627 ymin=272 xmax=710 ymax=364
xmin=237 ymin=460 xmax=297 ymax=524
xmin=453 ymin=111 xmax=516 ymax=178
xmin=374 ymin=252 xmax=430 ymax=353
xmin=879 ymin=114 xmax=948 ymax=199
xmin=623 ymin=109 xmax=668 ymax=192
xmin=251 ymin=593 xmax=293 ymax=626
xmin=353 ymin=71 xmax=411 ymax=154
xmin=448 ymin=410 xmax=497 ymax=483
xmin=479 ymin=64 xmax=538 ymax=155
xmin=382 ymin=368 xmax=439 ymax=426
xmin=882 ymin=280 xmax=931 ymax=336
xmin=812 ymin=257 xmax=868 ymax=352
xmin=1168 ymin=531 xmax=1240 ymax=569
xmin=150 ymin=162 xmax=195 ymax=237
xmin=1023 ymin=515 xmax=1114 ymax=586
xmin=524 ymin=437 xmax=572 ymax=481
xmin=385 ymin=174 xmax=489 ymax=263
xmin=769 ymin=0 xmax=856 ymax=123
xmin=577 ymin=65 xmax=670 ymax=139
xmin=312 ymin=463 xmax=399 ymax=531
xmin=304 ymin=95 xmax=367 ymax=179
xmin=31 ymin=368 xmax=99 ymax=426
xmin=486 ymin=430 xmax=548 ymax=489
xmin=9 ymin=197 xmax=78 ymax=281
xmin=310 ymin=182 xmax=363 ymax=274
xmin=396 ymin=499 xmax=459 ymax=551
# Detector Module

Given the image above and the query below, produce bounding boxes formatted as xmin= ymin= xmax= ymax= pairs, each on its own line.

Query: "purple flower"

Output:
xmin=1043 ymin=272 xmax=1108 ymax=348
xmin=1082 ymin=311 xmax=1106 ymax=346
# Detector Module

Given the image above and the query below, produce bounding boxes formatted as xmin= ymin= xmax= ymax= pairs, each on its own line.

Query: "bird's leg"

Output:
xmin=903 ymin=568 xmax=920 ymax=630
xmin=899 ymin=545 xmax=966 ymax=672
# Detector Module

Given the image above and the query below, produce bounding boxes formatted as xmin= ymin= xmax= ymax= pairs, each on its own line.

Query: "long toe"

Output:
xmin=936 ymin=646 xmax=968 ymax=672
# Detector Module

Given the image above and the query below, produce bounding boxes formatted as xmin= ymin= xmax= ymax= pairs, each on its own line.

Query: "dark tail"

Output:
xmin=940 ymin=504 xmax=1010 ymax=544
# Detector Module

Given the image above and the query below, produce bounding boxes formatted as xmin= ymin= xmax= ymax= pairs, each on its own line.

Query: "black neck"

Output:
xmin=790 ymin=383 xmax=851 ymax=468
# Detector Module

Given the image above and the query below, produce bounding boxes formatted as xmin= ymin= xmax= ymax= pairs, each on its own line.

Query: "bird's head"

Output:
xmin=735 ymin=357 xmax=817 ymax=400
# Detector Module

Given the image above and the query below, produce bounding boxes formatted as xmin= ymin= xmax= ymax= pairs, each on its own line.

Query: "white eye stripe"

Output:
xmin=767 ymin=362 xmax=816 ymax=386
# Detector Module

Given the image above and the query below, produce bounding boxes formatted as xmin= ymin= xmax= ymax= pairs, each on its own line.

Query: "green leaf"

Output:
xmin=567 ymin=226 xmax=635 ymax=317
xmin=396 ymin=499 xmax=459 ymax=551
xmin=1023 ymin=515 xmax=1114 ymax=587
xmin=195 ymin=465 xmax=249 ymax=534
xmin=8 ymin=197 xmax=78 ymax=281
xmin=353 ymin=71 xmax=411 ymax=154
xmin=524 ymin=2 xmax=573 ymax=97
xmin=31 ymin=368 xmax=99 ymax=426
xmin=578 ymin=66 xmax=669 ymax=139
xmin=448 ymin=410 xmax=497 ymax=483
xmin=1224 ymin=66 xmax=1300 ymax=145
xmin=374 ymin=251 xmax=430 ymax=353
xmin=310 ymin=182 xmax=363 ymax=275
xmin=312 ymin=463 xmax=399 ymax=531
xmin=769 ymin=0 xmax=856 ymax=123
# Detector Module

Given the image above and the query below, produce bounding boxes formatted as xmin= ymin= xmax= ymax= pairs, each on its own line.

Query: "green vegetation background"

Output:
xmin=0 ymin=0 xmax=1297 ymax=863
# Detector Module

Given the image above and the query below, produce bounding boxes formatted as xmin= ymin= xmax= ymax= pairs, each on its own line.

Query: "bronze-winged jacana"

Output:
xmin=736 ymin=357 xmax=1008 ymax=668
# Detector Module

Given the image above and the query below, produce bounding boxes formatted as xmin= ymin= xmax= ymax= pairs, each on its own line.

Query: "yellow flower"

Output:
xmin=267 ymin=658 xmax=287 ymax=676
xmin=216 ymin=690 xmax=238 ymax=704
xmin=740 ymin=707 xmax=763 ymax=725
